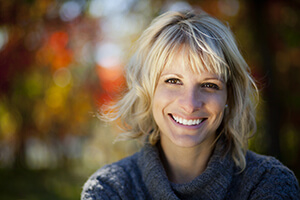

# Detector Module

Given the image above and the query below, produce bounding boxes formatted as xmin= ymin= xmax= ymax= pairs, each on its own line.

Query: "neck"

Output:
xmin=159 ymin=136 xmax=216 ymax=184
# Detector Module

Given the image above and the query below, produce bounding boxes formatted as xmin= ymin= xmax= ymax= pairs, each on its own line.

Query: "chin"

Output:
xmin=169 ymin=134 xmax=208 ymax=148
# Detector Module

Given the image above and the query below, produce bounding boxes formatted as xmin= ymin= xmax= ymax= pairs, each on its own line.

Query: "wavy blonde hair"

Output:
xmin=102 ymin=10 xmax=258 ymax=170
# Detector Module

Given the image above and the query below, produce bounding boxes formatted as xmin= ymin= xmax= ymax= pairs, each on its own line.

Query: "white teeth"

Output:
xmin=172 ymin=115 xmax=203 ymax=126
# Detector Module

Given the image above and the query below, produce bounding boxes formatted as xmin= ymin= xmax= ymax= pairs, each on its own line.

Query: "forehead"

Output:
xmin=162 ymin=48 xmax=225 ymax=80
xmin=163 ymin=52 xmax=195 ymax=74
xmin=162 ymin=55 xmax=223 ymax=81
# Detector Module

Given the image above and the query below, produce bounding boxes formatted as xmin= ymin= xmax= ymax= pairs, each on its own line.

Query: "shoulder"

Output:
xmin=81 ymin=153 xmax=143 ymax=200
xmin=243 ymin=151 xmax=300 ymax=199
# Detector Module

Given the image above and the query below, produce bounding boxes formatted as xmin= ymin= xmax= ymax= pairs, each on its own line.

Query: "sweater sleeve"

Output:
xmin=81 ymin=176 xmax=112 ymax=200
xmin=81 ymin=163 xmax=142 ymax=200
xmin=248 ymin=159 xmax=300 ymax=200
xmin=81 ymin=166 xmax=124 ymax=200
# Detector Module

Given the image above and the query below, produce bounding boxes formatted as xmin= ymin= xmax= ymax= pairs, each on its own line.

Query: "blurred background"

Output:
xmin=0 ymin=0 xmax=299 ymax=199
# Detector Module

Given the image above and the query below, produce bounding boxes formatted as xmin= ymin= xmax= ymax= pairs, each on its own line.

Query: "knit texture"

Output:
xmin=81 ymin=139 xmax=300 ymax=200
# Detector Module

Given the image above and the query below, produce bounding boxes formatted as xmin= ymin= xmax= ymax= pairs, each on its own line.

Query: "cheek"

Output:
xmin=152 ymin=87 xmax=165 ymax=118
xmin=153 ymin=86 xmax=174 ymax=105
xmin=152 ymin=86 xmax=176 ymax=118
xmin=206 ymin=93 xmax=227 ymax=116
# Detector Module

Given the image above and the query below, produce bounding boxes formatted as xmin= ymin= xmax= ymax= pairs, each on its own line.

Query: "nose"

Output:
xmin=178 ymin=86 xmax=203 ymax=113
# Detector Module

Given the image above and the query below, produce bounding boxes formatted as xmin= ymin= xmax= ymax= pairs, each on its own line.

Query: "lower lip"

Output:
xmin=169 ymin=115 xmax=206 ymax=129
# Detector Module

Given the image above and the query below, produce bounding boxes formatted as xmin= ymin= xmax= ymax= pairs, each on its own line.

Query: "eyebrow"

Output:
xmin=203 ymin=77 xmax=225 ymax=83
xmin=160 ymin=73 xmax=183 ymax=78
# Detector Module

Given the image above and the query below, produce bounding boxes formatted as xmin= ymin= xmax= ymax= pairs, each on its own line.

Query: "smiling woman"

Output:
xmin=81 ymin=10 xmax=300 ymax=199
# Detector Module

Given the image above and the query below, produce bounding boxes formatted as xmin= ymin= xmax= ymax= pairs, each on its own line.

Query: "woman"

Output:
xmin=82 ymin=10 xmax=300 ymax=199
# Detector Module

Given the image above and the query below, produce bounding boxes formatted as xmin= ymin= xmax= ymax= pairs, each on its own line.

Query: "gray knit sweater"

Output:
xmin=81 ymin=138 xmax=300 ymax=200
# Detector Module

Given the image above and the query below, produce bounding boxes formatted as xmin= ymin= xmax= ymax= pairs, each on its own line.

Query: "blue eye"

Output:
xmin=165 ymin=78 xmax=182 ymax=85
xmin=201 ymin=83 xmax=219 ymax=90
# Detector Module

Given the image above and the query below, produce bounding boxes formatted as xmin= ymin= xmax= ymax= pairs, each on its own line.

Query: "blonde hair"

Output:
xmin=102 ymin=10 xmax=258 ymax=170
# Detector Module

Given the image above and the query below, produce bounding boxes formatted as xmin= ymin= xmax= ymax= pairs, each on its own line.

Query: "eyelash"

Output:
xmin=201 ymin=83 xmax=220 ymax=90
xmin=165 ymin=78 xmax=182 ymax=85
xmin=165 ymin=78 xmax=220 ymax=90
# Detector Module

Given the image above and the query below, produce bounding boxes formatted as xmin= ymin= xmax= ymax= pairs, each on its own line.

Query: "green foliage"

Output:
xmin=0 ymin=168 xmax=86 ymax=200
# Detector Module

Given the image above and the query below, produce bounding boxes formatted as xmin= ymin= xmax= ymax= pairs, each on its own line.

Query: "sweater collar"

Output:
xmin=137 ymin=137 xmax=235 ymax=200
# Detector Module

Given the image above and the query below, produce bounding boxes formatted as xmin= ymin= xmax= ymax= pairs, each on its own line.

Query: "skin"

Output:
xmin=152 ymin=53 xmax=228 ymax=183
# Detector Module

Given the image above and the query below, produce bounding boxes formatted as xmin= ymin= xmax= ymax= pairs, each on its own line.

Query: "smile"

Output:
xmin=171 ymin=114 xmax=206 ymax=126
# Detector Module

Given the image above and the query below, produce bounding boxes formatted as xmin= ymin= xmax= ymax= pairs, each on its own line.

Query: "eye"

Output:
xmin=165 ymin=78 xmax=182 ymax=85
xmin=201 ymin=83 xmax=220 ymax=90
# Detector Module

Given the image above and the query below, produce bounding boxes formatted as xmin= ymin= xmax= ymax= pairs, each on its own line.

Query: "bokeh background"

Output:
xmin=0 ymin=0 xmax=299 ymax=199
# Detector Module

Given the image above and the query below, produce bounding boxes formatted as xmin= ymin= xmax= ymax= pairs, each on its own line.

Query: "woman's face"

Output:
xmin=152 ymin=55 xmax=227 ymax=149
